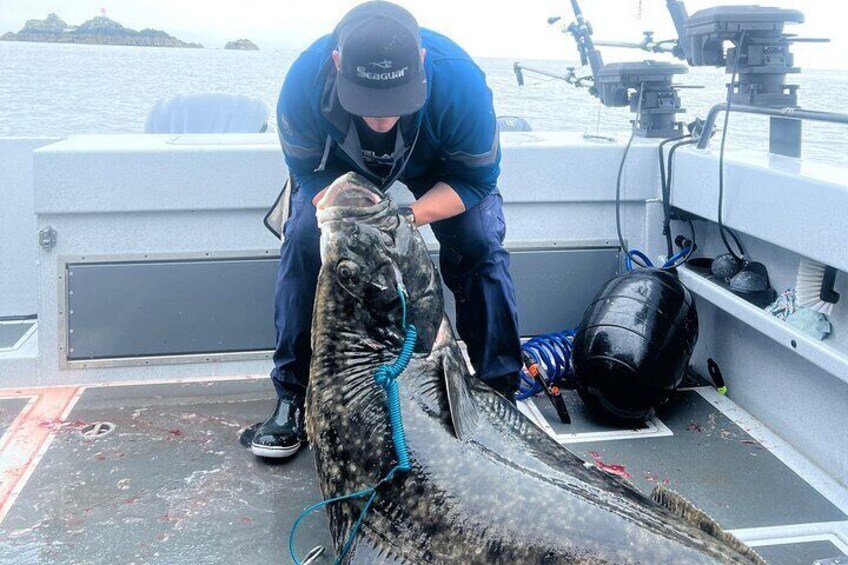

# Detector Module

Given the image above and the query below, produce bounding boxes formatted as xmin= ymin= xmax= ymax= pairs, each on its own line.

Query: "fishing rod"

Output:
xmin=514 ymin=0 xmax=675 ymax=90
xmin=593 ymin=0 xmax=688 ymax=60
xmin=593 ymin=33 xmax=678 ymax=56
xmin=515 ymin=0 xmax=689 ymax=138
xmin=512 ymin=63 xmax=592 ymax=88
xmin=566 ymin=0 xmax=604 ymax=80
xmin=513 ymin=0 xmax=604 ymax=96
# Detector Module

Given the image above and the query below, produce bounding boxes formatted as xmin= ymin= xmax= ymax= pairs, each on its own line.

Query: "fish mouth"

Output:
xmin=316 ymin=173 xmax=389 ymax=224
xmin=318 ymin=183 xmax=382 ymax=209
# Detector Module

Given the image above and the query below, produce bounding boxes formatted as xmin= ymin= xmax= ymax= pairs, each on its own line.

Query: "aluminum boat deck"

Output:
xmin=0 ymin=374 xmax=846 ymax=565
xmin=2 ymin=125 xmax=847 ymax=565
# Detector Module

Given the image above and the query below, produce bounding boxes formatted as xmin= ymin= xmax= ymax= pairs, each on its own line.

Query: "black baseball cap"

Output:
xmin=335 ymin=1 xmax=426 ymax=118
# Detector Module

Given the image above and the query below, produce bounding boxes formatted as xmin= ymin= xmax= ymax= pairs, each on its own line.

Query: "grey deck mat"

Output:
xmin=0 ymin=379 xmax=333 ymax=565
xmin=1 ymin=381 xmax=845 ymax=564
xmin=529 ymin=389 xmax=847 ymax=530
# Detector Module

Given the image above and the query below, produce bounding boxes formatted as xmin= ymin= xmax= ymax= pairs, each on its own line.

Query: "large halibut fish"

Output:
xmin=306 ymin=172 xmax=763 ymax=564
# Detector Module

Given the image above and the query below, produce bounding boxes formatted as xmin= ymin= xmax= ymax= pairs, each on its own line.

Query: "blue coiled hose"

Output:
xmin=517 ymin=246 xmax=691 ymax=403
xmin=289 ymin=286 xmax=416 ymax=565
xmin=516 ymin=330 xmax=575 ymax=401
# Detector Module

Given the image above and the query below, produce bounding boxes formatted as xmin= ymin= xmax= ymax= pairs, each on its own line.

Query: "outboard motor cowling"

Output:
xmin=572 ymin=269 xmax=698 ymax=421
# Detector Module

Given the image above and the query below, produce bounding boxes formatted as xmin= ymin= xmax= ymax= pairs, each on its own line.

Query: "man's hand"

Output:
xmin=314 ymin=181 xmax=466 ymax=227
xmin=409 ymin=182 xmax=465 ymax=226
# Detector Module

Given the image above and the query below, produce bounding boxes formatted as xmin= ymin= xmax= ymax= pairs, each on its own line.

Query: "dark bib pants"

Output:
xmin=270 ymin=186 xmax=522 ymax=400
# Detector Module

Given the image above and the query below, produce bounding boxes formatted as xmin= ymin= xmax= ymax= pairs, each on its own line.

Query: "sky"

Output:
xmin=1 ymin=0 xmax=846 ymax=69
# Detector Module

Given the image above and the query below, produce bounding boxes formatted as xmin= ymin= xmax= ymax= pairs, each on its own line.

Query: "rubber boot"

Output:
xmin=251 ymin=396 xmax=305 ymax=459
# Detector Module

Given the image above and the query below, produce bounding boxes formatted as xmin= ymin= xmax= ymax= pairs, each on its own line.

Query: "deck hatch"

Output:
xmin=62 ymin=245 xmax=619 ymax=366
xmin=64 ymin=256 xmax=279 ymax=362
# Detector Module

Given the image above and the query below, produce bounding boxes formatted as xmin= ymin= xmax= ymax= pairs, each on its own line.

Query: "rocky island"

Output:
xmin=224 ymin=39 xmax=260 ymax=51
xmin=1 ymin=13 xmax=203 ymax=48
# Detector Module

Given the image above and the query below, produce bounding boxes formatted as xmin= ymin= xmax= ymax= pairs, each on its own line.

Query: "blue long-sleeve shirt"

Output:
xmin=276 ymin=28 xmax=500 ymax=210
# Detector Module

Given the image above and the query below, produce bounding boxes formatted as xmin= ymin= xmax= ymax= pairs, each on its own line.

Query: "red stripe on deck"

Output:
xmin=0 ymin=386 xmax=81 ymax=524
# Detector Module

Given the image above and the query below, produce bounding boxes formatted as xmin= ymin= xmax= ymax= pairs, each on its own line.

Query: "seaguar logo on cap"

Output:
xmin=370 ymin=60 xmax=393 ymax=69
xmin=356 ymin=64 xmax=408 ymax=81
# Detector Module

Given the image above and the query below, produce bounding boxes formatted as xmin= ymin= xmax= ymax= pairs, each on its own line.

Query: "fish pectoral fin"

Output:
xmin=651 ymin=485 xmax=766 ymax=564
xmin=442 ymin=348 xmax=479 ymax=440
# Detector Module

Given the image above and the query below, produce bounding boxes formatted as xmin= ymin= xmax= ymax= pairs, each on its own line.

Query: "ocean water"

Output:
xmin=1 ymin=40 xmax=847 ymax=166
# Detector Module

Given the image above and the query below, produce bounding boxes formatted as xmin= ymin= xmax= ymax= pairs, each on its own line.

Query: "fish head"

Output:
xmin=315 ymin=172 xmax=444 ymax=351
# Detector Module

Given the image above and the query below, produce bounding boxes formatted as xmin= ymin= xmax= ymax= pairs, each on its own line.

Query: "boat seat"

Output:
xmin=144 ymin=93 xmax=270 ymax=134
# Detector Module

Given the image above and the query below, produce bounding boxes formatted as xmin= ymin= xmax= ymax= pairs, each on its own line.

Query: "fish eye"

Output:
xmin=336 ymin=259 xmax=361 ymax=283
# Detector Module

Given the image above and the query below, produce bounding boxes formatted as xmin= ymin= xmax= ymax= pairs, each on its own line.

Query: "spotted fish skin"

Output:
xmin=307 ymin=172 xmax=762 ymax=564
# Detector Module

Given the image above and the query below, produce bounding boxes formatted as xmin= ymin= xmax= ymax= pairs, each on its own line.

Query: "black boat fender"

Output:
xmin=572 ymin=268 xmax=699 ymax=421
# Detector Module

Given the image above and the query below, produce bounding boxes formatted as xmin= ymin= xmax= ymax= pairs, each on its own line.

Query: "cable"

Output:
xmin=662 ymin=218 xmax=697 ymax=270
xmin=685 ymin=218 xmax=697 ymax=261
xmin=618 ymin=84 xmax=697 ymax=272
xmin=660 ymin=136 xmax=699 ymax=271
xmin=616 ymin=131 xmax=641 ymax=264
xmin=666 ymin=138 xmax=696 ymax=191
xmin=624 ymin=249 xmax=655 ymax=271
xmin=717 ymin=31 xmax=748 ymax=262
xmin=657 ymin=137 xmax=681 ymax=256
xmin=616 ymin=82 xmax=651 ymax=268
xmin=661 ymin=136 xmax=695 ymax=257
xmin=663 ymin=246 xmax=692 ymax=268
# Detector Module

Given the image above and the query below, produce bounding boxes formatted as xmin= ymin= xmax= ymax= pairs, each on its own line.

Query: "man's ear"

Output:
xmin=420 ymin=48 xmax=426 ymax=65
xmin=332 ymin=49 xmax=342 ymax=71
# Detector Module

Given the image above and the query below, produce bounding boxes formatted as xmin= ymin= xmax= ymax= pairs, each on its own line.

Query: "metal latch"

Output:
xmin=39 ymin=227 xmax=57 ymax=251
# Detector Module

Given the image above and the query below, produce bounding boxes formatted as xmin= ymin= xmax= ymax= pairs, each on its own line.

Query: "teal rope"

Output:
xmin=372 ymin=286 xmax=416 ymax=476
xmin=288 ymin=487 xmax=377 ymax=563
xmin=289 ymin=285 xmax=417 ymax=564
